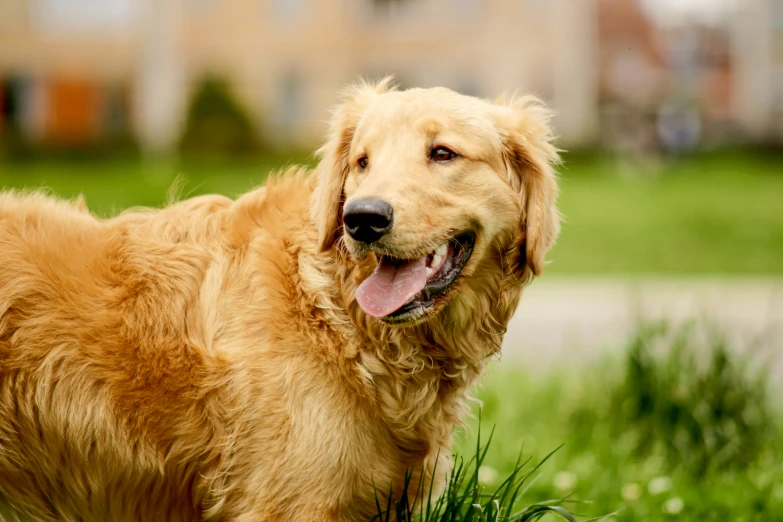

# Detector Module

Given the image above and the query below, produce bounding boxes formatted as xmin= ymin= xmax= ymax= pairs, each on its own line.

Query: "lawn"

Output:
xmin=452 ymin=323 xmax=783 ymax=521
xmin=553 ymin=151 xmax=783 ymax=274
xmin=1 ymin=150 xmax=781 ymax=275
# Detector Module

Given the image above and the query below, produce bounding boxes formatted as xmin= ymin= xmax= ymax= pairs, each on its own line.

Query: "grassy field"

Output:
xmin=453 ymin=323 xmax=783 ymax=521
xmin=1 ymin=150 xmax=781 ymax=275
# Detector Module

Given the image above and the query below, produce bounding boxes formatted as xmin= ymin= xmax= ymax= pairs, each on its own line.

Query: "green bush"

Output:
xmin=613 ymin=323 xmax=773 ymax=477
xmin=179 ymin=76 xmax=263 ymax=157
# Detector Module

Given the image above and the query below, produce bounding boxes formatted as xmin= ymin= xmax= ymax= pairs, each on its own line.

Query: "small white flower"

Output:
xmin=664 ymin=496 xmax=684 ymax=514
xmin=621 ymin=482 xmax=642 ymax=502
xmin=648 ymin=476 xmax=673 ymax=495
xmin=477 ymin=465 xmax=499 ymax=485
xmin=553 ymin=471 xmax=578 ymax=491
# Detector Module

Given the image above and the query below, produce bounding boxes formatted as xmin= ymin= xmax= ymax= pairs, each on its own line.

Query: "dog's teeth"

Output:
xmin=425 ymin=266 xmax=434 ymax=277
xmin=436 ymin=243 xmax=448 ymax=257
xmin=430 ymin=254 xmax=443 ymax=269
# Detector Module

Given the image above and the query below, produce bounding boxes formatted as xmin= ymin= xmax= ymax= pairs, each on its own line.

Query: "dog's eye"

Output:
xmin=431 ymin=147 xmax=456 ymax=162
xmin=358 ymin=156 xmax=369 ymax=169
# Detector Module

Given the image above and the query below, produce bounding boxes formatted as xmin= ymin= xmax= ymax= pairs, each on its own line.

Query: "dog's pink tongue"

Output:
xmin=356 ymin=257 xmax=428 ymax=318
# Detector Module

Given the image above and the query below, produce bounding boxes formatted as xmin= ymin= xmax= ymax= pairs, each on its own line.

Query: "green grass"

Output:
xmin=454 ymin=323 xmax=783 ymax=521
xmin=367 ymin=428 xmax=584 ymax=522
xmin=552 ymin=152 xmax=783 ymax=274
xmin=0 ymin=155 xmax=313 ymax=216
xmin=0 ymin=150 xmax=782 ymax=274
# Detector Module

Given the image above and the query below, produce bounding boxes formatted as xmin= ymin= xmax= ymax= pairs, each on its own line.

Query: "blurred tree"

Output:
xmin=179 ymin=76 xmax=264 ymax=157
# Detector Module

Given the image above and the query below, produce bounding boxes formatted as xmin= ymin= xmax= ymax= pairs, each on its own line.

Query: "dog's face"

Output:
xmin=313 ymin=78 xmax=560 ymax=325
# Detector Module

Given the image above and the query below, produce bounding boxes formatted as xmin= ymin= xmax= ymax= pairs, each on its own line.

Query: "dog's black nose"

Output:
xmin=343 ymin=198 xmax=394 ymax=244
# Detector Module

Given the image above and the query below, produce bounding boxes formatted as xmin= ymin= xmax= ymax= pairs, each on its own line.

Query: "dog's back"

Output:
xmin=0 ymin=191 xmax=237 ymax=520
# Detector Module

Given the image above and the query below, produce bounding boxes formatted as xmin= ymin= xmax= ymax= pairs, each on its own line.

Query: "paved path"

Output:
xmin=500 ymin=277 xmax=783 ymax=377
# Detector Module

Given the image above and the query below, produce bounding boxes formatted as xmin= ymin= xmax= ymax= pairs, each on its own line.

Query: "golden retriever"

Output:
xmin=0 ymin=78 xmax=560 ymax=521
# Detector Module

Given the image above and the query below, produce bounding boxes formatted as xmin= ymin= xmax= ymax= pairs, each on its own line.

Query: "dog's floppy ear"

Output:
xmin=494 ymin=95 xmax=561 ymax=276
xmin=313 ymin=77 xmax=396 ymax=252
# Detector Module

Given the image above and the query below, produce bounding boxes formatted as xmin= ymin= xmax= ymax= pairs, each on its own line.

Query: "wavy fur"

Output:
xmin=0 ymin=81 xmax=559 ymax=521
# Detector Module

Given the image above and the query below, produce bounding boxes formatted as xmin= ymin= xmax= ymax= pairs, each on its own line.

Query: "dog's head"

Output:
xmin=313 ymin=78 xmax=560 ymax=325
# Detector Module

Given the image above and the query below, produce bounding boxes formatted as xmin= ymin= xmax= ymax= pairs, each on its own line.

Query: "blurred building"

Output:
xmin=597 ymin=0 xmax=665 ymax=157
xmin=597 ymin=0 xmax=745 ymax=157
xmin=0 ymin=0 xmax=598 ymax=153
xmin=0 ymin=0 xmax=138 ymax=147
xmin=1 ymin=0 xmax=780 ymax=154
xmin=732 ymin=0 xmax=783 ymax=141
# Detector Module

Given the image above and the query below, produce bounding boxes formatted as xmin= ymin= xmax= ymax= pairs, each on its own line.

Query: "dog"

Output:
xmin=0 ymin=78 xmax=560 ymax=521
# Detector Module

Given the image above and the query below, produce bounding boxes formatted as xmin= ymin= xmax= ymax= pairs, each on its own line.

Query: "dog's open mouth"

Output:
xmin=355 ymin=231 xmax=475 ymax=323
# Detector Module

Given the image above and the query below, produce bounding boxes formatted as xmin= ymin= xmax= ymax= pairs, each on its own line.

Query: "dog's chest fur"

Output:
xmin=211 ymin=183 xmax=484 ymax=520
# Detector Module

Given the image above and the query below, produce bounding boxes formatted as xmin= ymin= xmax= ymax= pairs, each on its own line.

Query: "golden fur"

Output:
xmin=0 ymin=79 xmax=560 ymax=521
